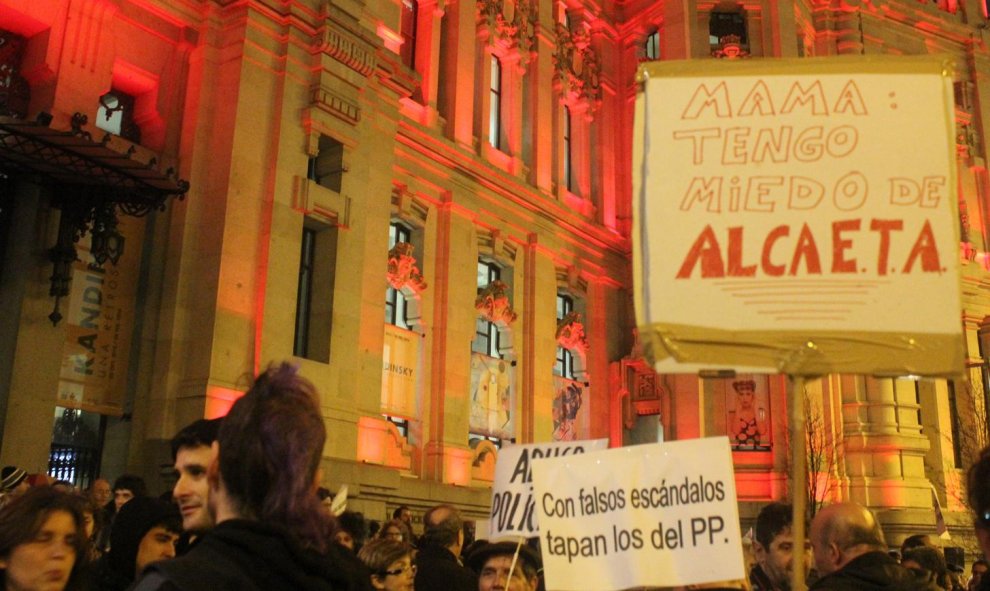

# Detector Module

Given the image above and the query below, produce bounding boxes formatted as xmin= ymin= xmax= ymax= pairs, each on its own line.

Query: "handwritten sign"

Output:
xmin=489 ymin=439 xmax=607 ymax=540
xmin=633 ymin=57 xmax=963 ymax=377
xmin=531 ymin=437 xmax=743 ymax=590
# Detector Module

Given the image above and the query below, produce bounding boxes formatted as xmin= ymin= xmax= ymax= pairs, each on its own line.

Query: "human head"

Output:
xmin=733 ymin=380 xmax=756 ymax=409
xmin=972 ymin=559 xmax=988 ymax=589
xmin=212 ymin=363 xmax=329 ymax=552
xmin=809 ymin=502 xmax=886 ymax=576
xmin=0 ymin=486 xmax=88 ymax=591
xmin=1 ymin=465 xmax=29 ymax=497
xmin=88 ymin=479 xmax=111 ymax=508
xmin=379 ymin=519 xmax=407 ymax=542
xmin=422 ymin=504 xmax=463 ymax=552
xmin=900 ymin=533 xmax=935 ymax=557
xmin=970 ymin=447 xmax=990 ymax=562
xmin=78 ymin=495 xmax=103 ymax=543
xmin=393 ymin=505 xmax=412 ymax=525
xmin=171 ymin=418 xmax=222 ymax=533
xmin=336 ymin=511 xmax=368 ymax=552
xmin=107 ymin=496 xmax=181 ymax=581
xmin=467 ymin=541 xmax=541 ymax=591
xmin=111 ymin=474 xmax=147 ymax=513
xmin=358 ymin=539 xmax=415 ymax=591
xmin=902 ymin=546 xmax=948 ymax=590
xmin=753 ymin=502 xmax=810 ymax=591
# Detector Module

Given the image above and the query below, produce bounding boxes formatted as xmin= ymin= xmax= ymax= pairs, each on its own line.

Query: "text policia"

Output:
xmin=665 ymin=78 xmax=948 ymax=280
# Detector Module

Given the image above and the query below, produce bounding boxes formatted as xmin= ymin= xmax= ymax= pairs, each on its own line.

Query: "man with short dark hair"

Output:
xmin=809 ymin=502 xmax=938 ymax=591
xmin=466 ymin=541 xmax=540 ymax=591
xmin=969 ymin=559 xmax=988 ymax=591
xmin=750 ymin=502 xmax=810 ymax=591
xmin=170 ymin=418 xmax=222 ymax=536
xmin=414 ymin=504 xmax=477 ymax=591
xmin=132 ymin=363 xmax=367 ymax=591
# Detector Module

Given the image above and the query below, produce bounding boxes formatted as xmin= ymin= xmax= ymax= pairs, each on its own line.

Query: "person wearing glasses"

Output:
xmin=359 ymin=539 xmax=416 ymax=591
xmin=378 ymin=520 xmax=409 ymax=543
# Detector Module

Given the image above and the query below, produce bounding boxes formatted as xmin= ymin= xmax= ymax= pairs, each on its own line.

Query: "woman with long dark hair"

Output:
xmin=0 ymin=486 xmax=89 ymax=591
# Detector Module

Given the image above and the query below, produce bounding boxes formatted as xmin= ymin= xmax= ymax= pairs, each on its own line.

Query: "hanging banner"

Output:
xmin=531 ymin=437 xmax=744 ymax=590
xmin=381 ymin=324 xmax=420 ymax=417
xmin=57 ymin=214 xmax=145 ymax=415
xmin=489 ymin=438 xmax=607 ymax=540
xmin=470 ymin=353 xmax=514 ymax=438
xmin=633 ymin=56 xmax=964 ymax=377
xmin=552 ymin=377 xmax=589 ymax=441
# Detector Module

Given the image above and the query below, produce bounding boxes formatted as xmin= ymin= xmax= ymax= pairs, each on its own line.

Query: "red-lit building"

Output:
xmin=1 ymin=0 xmax=989 ymax=560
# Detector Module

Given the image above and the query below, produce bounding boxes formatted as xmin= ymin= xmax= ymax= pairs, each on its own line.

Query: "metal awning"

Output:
xmin=0 ymin=113 xmax=188 ymax=212
xmin=0 ymin=112 xmax=189 ymax=324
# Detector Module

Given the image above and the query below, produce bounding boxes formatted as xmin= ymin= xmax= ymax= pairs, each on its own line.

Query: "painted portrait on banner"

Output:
xmin=724 ymin=375 xmax=771 ymax=451
xmin=470 ymin=353 xmax=514 ymax=439
xmin=552 ymin=377 xmax=587 ymax=441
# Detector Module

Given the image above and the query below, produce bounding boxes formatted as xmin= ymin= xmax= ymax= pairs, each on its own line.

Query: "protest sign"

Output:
xmin=531 ymin=437 xmax=743 ymax=590
xmin=633 ymin=56 xmax=963 ymax=377
xmin=489 ymin=439 xmax=608 ymax=540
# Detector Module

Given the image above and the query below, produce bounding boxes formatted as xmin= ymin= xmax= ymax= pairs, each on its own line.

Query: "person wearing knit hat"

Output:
xmin=0 ymin=466 xmax=28 ymax=496
xmin=93 ymin=496 xmax=181 ymax=591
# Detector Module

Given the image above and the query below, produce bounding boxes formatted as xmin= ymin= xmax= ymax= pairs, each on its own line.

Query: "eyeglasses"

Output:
xmin=383 ymin=564 xmax=417 ymax=577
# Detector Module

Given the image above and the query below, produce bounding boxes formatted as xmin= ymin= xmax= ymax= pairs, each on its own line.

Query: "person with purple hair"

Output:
xmin=131 ymin=363 xmax=369 ymax=591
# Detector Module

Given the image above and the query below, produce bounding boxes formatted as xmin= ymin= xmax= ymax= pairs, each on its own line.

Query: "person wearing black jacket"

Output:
xmin=809 ymin=502 xmax=940 ymax=591
xmin=414 ymin=504 xmax=478 ymax=591
xmin=131 ymin=363 xmax=370 ymax=591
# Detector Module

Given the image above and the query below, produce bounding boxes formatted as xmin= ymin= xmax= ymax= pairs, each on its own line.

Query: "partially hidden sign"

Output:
xmin=633 ymin=56 xmax=964 ymax=377
xmin=531 ymin=437 xmax=743 ymax=590
xmin=488 ymin=439 xmax=607 ymax=541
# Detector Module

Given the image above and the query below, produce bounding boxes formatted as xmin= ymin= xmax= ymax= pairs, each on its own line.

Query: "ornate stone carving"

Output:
xmin=387 ymin=242 xmax=428 ymax=293
xmin=712 ymin=34 xmax=749 ymax=59
xmin=477 ymin=0 xmax=538 ymax=71
xmin=556 ymin=312 xmax=588 ymax=354
xmin=475 ymin=280 xmax=517 ymax=326
xmin=553 ymin=24 xmax=601 ymax=117
xmin=314 ymin=8 xmax=378 ymax=78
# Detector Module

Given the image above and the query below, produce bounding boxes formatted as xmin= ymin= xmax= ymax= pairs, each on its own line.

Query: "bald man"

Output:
xmin=809 ymin=502 xmax=937 ymax=591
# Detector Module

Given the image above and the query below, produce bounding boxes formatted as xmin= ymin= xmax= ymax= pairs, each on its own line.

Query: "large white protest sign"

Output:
xmin=633 ymin=57 xmax=963 ymax=377
xmin=531 ymin=437 xmax=743 ymax=591
xmin=489 ymin=439 xmax=607 ymax=540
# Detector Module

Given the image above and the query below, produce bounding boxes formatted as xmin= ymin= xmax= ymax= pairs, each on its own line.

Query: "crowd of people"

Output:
xmin=1 ymin=363 xmax=990 ymax=591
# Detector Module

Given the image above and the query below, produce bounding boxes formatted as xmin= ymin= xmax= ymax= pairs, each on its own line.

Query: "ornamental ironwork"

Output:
xmin=0 ymin=112 xmax=189 ymax=325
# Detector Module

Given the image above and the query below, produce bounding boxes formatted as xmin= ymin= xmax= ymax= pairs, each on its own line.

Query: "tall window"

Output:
xmin=563 ymin=106 xmax=573 ymax=192
xmin=386 ymin=222 xmax=411 ymax=329
xmin=294 ymin=218 xmax=337 ymax=362
xmin=96 ymin=89 xmax=141 ymax=143
xmin=948 ymin=381 xmax=963 ymax=468
xmin=473 ymin=261 xmax=501 ymax=357
xmin=400 ymin=0 xmax=418 ymax=70
xmin=708 ymin=12 xmax=747 ymax=48
xmin=644 ymin=29 xmax=660 ymax=60
xmin=555 ymin=293 xmax=575 ymax=379
xmin=488 ymin=56 xmax=502 ymax=150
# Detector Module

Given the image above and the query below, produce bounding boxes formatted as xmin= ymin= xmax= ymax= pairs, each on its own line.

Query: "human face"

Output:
xmin=758 ymin=528 xmax=811 ymax=591
xmin=478 ymin=556 xmax=538 ymax=591
xmin=0 ymin=510 xmax=78 ymax=591
xmin=113 ymin=489 xmax=134 ymax=512
xmin=383 ymin=526 xmax=404 ymax=541
xmin=90 ymin=480 xmax=111 ymax=507
xmin=737 ymin=389 xmax=755 ymax=410
xmin=134 ymin=526 xmax=179 ymax=575
xmin=809 ymin=519 xmax=838 ymax=577
xmin=81 ymin=511 xmax=95 ymax=540
xmin=372 ymin=556 xmax=415 ymax=591
xmin=173 ymin=445 xmax=216 ymax=532
xmin=399 ymin=509 xmax=411 ymax=524
xmin=335 ymin=530 xmax=354 ymax=550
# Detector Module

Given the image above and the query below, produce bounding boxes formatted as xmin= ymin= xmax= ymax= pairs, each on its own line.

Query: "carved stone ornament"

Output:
xmin=553 ymin=23 xmax=602 ymax=117
xmin=477 ymin=0 xmax=538 ymax=71
xmin=712 ymin=34 xmax=749 ymax=59
xmin=387 ymin=242 xmax=428 ymax=293
xmin=555 ymin=312 xmax=588 ymax=354
xmin=475 ymin=280 xmax=517 ymax=326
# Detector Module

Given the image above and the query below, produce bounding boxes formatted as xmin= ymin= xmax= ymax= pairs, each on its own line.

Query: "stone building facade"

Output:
xmin=0 ymin=0 xmax=989 ymax=558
